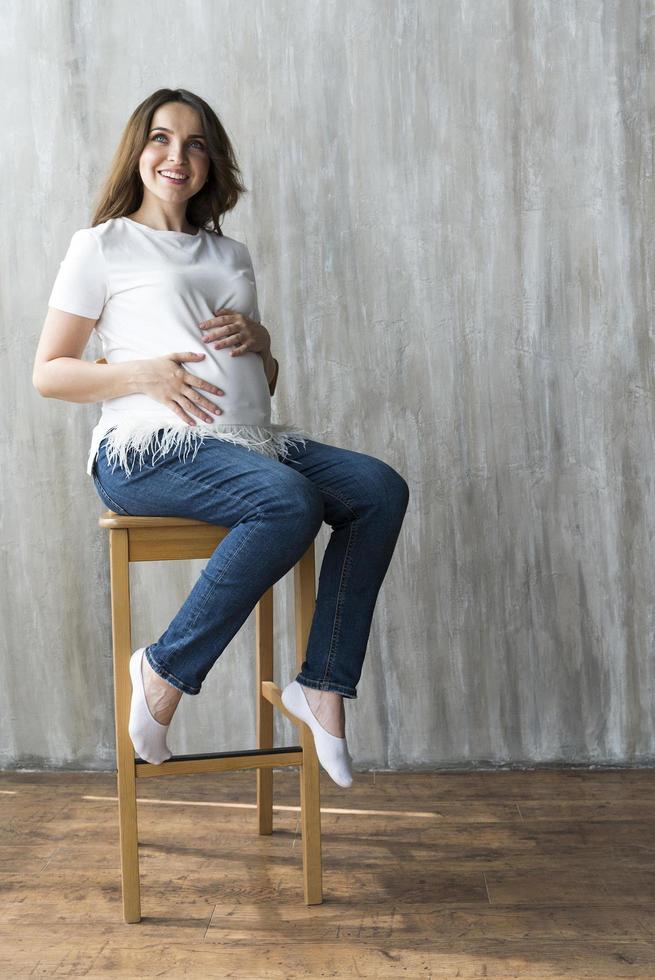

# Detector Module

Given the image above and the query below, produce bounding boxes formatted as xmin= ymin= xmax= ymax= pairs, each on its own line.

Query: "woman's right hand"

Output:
xmin=137 ymin=352 xmax=224 ymax=425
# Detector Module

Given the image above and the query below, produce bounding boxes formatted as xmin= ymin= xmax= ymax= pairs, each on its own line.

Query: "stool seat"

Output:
xmin=97 ymin=507 xmax=323 ymax=922
xmin=98 ymin=512 xmax=219 ymax=528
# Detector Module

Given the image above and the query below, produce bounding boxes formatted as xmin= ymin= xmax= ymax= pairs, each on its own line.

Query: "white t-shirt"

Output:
xmin=47 ymin=216 xmax=309 ymax=476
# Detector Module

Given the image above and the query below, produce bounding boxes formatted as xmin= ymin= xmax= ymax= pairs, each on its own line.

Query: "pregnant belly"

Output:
xmin=103 ymin=347 xmax=272 ymax=425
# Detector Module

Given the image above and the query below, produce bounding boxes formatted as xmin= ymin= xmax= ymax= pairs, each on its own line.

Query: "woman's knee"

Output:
xmin=364 ymin=458 xmax=410 ymax=518
xmin=273 ymin=479 xmax=324 ymax=540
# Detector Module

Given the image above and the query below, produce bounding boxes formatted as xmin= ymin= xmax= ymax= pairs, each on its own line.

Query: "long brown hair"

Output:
xmin=90 ymin=88 xmax=248 ymax=236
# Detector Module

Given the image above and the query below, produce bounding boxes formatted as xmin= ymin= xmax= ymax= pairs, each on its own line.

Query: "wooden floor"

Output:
xmin=1 ymin=767 xmax=655 ymax=978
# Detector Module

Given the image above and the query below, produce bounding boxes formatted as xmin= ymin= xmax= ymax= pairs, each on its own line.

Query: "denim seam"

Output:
xmin=310 ymin=481 xmax=359 ymax=688
xmin=311 ymin=484 xmax=358 ymax=518
xmin=320 ymin=517 xmax=359 ymax=687
xmin=145 ymin=649 xmax=200 ymax=696
xmin=296 ymin=676 xmax=357 ymax=698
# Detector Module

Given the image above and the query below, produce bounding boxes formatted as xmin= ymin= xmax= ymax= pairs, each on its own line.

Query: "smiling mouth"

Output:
xmin=158 ymin=171 xmax=189 ymax=183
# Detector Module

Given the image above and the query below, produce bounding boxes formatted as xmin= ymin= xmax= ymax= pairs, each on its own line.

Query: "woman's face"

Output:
xmin=138 ymin=102 xmax=210 ymax=207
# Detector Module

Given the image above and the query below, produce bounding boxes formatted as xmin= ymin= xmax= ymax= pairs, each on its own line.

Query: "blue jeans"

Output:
xmin=92 ymin=430 xmax=409 ymax=698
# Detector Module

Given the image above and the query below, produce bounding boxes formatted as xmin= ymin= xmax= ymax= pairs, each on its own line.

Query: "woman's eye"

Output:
xmin=151 ymin=134 xmax=205 ymax=150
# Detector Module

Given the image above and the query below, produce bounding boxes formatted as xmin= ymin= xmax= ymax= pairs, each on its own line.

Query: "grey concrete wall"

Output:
xmin=2 ymin=0 xmax=653 ymax=770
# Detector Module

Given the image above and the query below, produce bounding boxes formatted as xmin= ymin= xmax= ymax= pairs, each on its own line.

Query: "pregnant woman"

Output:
xmin=33 ymin=87 xmax=409 ymax=788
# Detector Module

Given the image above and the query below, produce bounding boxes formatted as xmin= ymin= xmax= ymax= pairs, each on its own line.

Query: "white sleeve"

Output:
xmin=241 ymin=243 xmax=261 ymax=322
xmin=48 ymin=229 xmax=109 ymax=320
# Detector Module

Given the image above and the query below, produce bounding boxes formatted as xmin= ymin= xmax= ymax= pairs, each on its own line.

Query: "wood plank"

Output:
xmin=6 ymin=940 xmax=655 ymax=978
xmin=2 ymin=769 xmax=655 ymax=978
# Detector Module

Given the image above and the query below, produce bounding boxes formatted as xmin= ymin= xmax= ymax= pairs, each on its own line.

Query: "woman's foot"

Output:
xmin=141 ymin=654 xmax=182 ymax=725
xmin=281 ymin=681 xmax=353 ymax=788
xmin=301 ymin=687 xmax=345 ymax=737
xmin=128 ymin=648 xmax=180 ymax=765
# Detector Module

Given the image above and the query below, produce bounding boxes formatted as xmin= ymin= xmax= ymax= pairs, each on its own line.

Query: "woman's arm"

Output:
xmin=33 ymin=307 xmax=144 ymax=401
xmin=34 ymin=355 xmax=144 ymax=402
xmin=262 ymin=350 xmax=279 ymax=397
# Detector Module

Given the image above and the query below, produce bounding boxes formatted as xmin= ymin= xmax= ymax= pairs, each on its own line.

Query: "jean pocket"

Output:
xmin=92 ymin=468 xmax=132 ymax=516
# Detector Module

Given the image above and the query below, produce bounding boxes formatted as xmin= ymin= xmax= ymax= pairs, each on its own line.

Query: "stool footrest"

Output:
xmin=261 ymin=680 xmax=299 ymax=725
xmin=134 ymin=746 xmax=304 ymax=778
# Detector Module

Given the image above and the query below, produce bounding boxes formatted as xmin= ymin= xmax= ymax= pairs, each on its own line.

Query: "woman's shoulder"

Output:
xmin=205 ymin=228 xmax=245 ymax=248
xmin=72 ymin=217 xmax=123 ymax=248
xmin=205 ymin=231 xmax=254 ymax=263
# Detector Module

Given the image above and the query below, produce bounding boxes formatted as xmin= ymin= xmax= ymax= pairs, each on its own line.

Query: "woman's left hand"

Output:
xmin=197 ymin=309 xmax=270 ymax=357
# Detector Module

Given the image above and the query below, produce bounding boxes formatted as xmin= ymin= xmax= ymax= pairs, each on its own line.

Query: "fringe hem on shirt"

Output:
xmin=101 ymin=419 xmax=311 ymax=477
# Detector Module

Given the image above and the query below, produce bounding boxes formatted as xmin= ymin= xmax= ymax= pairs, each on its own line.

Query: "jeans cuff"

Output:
xmin=295 ymin=673 xmax=357 ymax=699
xmin=145 ymin=647 xmax=200 ymax=696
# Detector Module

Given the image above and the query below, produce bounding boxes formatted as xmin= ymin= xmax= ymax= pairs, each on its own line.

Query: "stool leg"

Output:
xmin=109 ymin=527 xmax=141 ymax=924
xmin=294 ymin=542 xmax=323 ymax=905
xmin=256 ymin=585 xmax=274 ymax=835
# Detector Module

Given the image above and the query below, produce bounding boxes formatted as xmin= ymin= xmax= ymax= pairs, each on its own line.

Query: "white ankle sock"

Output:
xmin=128 ymin=648 xmax=172 ymax=764
xmin=281 ymin=680 xmax=353 ymax=788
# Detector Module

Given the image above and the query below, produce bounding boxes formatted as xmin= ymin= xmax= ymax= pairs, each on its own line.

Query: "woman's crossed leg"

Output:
xmin=93 ymin=431 xmax=409 ymax=765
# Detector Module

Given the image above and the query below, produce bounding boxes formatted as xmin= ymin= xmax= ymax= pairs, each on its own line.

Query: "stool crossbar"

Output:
xmin=98 ymin=509 xmax=323 ymax=923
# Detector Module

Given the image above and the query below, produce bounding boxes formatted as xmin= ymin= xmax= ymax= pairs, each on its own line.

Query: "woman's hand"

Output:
xmin=198 ymin=309 xmax=271 ymax=357
xmin=137 ymin=351 xmax=225 ymax=426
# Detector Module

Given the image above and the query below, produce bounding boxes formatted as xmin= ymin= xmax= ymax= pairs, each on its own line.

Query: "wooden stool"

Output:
xmin=98 ymin=509 xmax=323 ymax=923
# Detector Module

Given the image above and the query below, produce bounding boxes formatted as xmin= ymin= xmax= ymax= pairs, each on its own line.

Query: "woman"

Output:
xmin=33 ymin=87 xmax=409 ymax=788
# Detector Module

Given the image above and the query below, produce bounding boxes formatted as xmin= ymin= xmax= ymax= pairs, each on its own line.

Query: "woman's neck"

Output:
xmin=126 ymin=209 xmax=197 ymax=236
